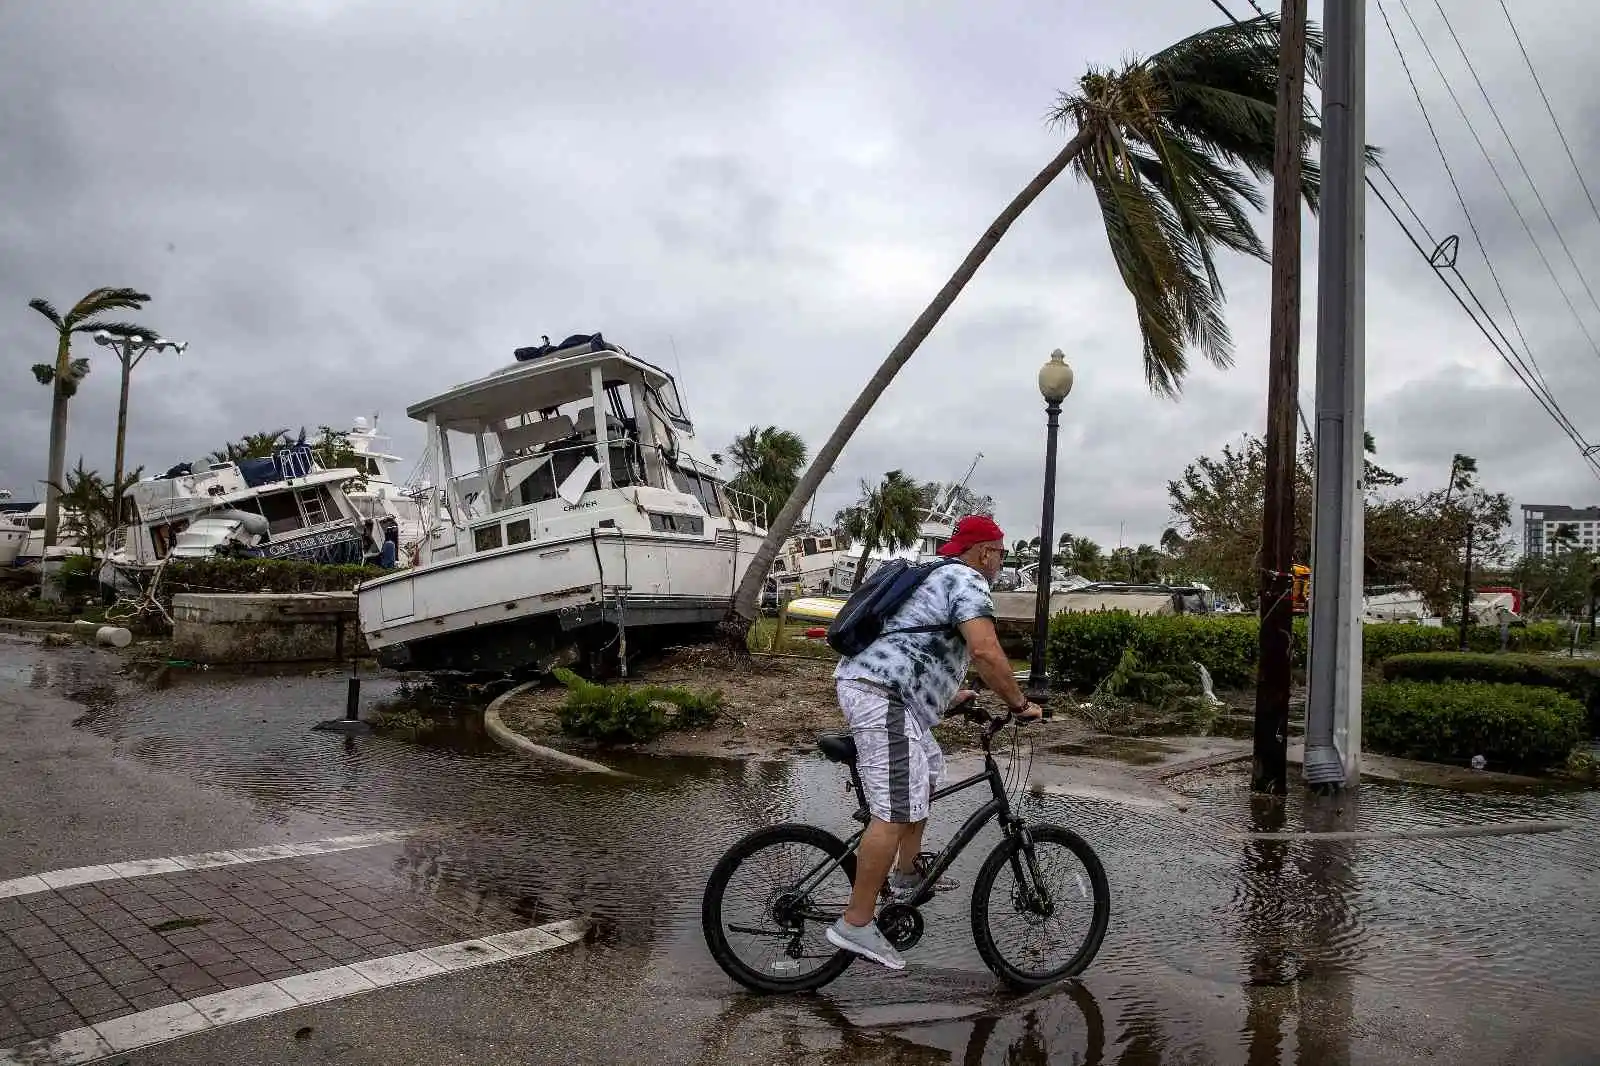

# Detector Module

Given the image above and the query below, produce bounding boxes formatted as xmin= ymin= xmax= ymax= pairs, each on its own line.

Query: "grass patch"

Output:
xmin=552 ymin=667 xmax=723 ymax=744
xmin=747 ymin=617 xmax=837 ymax=660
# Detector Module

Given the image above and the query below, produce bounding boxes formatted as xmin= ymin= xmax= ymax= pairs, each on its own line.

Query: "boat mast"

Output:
xmin=938 ymin=451 xmax=984 ymax=516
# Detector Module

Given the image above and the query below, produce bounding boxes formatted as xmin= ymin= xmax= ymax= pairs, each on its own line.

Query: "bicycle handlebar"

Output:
xmin=946 ymin=695 xmax=1053 ymax=732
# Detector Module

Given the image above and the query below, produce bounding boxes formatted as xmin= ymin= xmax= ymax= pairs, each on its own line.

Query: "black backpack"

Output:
xmin=825 ymin=558 xmax=958 ymax=657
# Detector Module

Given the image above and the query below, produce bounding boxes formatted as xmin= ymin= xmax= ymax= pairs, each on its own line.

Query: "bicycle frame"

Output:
xmin=789 ymin=734 xmax=1029 ymax=910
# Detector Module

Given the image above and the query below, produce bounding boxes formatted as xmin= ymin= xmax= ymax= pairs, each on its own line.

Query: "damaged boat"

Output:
xmin=356 ymin=333 xmax=768 ymax=674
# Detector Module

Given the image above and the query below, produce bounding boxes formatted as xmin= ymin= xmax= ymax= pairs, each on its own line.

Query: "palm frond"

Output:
xmin=27 ymin=298 xmax=63 ymax=329
xmin=31 ymin=364 xmax=55 ymax=386
xmin=63 ymin=288 xmax=151 ymax=329
xmin=1084 ymin=159 xmax=1191 ymax=394
xmin=71 ymin=320 xmax=159 ymax=340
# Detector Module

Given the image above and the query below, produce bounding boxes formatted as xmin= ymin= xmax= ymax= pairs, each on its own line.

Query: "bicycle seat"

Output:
xmin=817 ymin=732 xmax=857 ymax=766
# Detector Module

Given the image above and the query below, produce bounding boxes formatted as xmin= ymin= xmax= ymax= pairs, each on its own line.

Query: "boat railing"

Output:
xmin=720 ymin=483 xmax=768 ymax=530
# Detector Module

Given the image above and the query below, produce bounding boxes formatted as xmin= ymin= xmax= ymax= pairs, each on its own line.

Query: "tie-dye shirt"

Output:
xmin=834 ymin=561 xmax=996 ymax=730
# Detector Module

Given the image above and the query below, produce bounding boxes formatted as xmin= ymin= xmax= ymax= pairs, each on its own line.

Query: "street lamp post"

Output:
xmin=94 ymin=331 xmax=187 ymax=523
xmin=1027 ymin=349 xmax=1074 ymax=702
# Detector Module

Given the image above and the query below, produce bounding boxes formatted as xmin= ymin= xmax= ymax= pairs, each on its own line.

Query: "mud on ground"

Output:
xmin=494 ymin=646 xmax=1115 ymax=761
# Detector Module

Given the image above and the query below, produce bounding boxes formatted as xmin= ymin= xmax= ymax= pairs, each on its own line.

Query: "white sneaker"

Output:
xmin=825 ymin=917 xmax=907 ymax=970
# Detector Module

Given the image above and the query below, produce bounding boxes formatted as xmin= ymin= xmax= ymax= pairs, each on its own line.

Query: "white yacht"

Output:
xmin=770 ymin=531 xmax=845 ymax=597
xmin=101 ymin=442 xmax=374 ymax=591
xmin=356 ymin=333 xmax=768 ymax=674
xmin=341 ymin=415 xmax=431 ymax=563
xmin=11 ymin=503 xmax=86 ymax=568
xmin=0 ymin=493 xmax=25 ymax=567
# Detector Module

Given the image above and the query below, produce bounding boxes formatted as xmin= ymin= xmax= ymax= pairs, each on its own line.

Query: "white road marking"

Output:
xmin=0 ymin=919 xmax=588 ymax=1065
xmin=0 ymin=831 xmax=411 ymax=901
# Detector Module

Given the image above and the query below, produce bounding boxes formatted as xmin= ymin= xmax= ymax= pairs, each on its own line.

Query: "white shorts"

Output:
xmin=836 ymin=680 xmax=944 ymax=824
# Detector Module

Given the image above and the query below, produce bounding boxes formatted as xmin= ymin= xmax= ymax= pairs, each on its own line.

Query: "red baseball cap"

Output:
xmin=938 ymin=515 xmax=1005 ymax=557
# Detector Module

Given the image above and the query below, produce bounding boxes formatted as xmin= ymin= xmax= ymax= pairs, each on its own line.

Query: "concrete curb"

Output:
xmin=483 ymin=681 xmax=626 ymax=776
xmin=0 ymin=617 xmax=81 ymax=635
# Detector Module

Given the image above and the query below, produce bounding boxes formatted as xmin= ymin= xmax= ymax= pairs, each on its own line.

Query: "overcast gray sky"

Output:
xmin=4 ymin=0 xmax=1599 ymax=552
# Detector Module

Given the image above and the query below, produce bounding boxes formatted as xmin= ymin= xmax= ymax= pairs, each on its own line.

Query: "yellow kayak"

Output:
xmin=783 ymin=596 xmax=845 ymax=624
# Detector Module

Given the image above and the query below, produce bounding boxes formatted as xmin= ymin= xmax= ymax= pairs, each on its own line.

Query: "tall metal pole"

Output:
xmin=1027 ymin=398 xmax=1063 ymax=702
xmin=1458 ymin=524 xmax=1474 ymax=651
xmin=1304 ymin=0 xmax=1368 ymax=788
xmin=1252 ymin=0 xmax=1309 ymax=796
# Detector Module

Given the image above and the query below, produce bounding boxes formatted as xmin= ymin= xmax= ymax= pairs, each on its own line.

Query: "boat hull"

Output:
xmin=358 ymin=527 xmax=764 ymax=673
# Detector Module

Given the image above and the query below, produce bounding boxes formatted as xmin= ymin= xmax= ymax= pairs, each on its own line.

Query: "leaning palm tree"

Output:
xmin=837 ymin=470 xmax=924 ymax=591
xmin=29 ymin=288 xmax=155 ymax=550
xmin=721 ymin=14 xmax=1324 ymax=639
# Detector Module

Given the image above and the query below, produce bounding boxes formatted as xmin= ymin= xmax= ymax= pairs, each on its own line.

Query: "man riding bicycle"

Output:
xmin=827 ymin=514 xmax=1043 ymax=970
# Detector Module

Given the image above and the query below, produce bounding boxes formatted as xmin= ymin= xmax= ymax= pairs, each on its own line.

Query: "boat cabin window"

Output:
xmin=671 ymin=468 xmax=724 ymax=517
xmin=802 ymin=537 xmax=819 ymax=555
xmin=649 ymin=512 xmax=704 ymax=535
xmin=514 ymin=441 xmax=642 ymax=507
xmin=506 ymin=519 xmax=532 ymax=545
xmin=473 ymin=524 xmax=502 ymax=552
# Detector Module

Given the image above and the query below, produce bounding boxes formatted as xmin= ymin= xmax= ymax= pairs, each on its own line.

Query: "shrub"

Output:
xmin=1046 ymin=611 xmax=1571 ymax=693
xmin=1382 ymin=651 xmax=1600 ymax=732
xmin=1363 ymin=621 xmax=1568 ymax=662
xmin=551 ymin=667 xmax=722 ymax=744
xmin=161 ymin=558 xmax=386 ymax=599
xmin=1047 ymin=611 xmax=1301 ymax=692
xmin=51 ymin=555 xmax=100 ymax=601
xmin=1364 ymin=680 xmax=1585 ymax=770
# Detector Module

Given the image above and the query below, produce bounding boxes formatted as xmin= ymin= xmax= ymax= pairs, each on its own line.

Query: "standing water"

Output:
xmin=3 ymin=637 xmax=1597 ymax=1064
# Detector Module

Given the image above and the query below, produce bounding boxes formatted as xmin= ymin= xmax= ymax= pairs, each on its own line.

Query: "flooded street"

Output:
xmin=3 ymin=635 xmax=1598 ymax=1064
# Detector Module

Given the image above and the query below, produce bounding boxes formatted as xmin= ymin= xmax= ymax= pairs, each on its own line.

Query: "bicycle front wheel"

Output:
xmin=701 ymin=823 xmax=858 ymax=994
xmin=971 ymin=823 xmax=1109 ymax=990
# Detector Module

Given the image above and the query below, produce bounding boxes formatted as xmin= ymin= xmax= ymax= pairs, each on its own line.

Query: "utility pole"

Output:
xmin=1303 ymin=0 xmax=1368 ymax=789
xmin=1458 ymin=523 xmax=1474 ymax=651
xmin=1252 ymin=0 xmax=1309 ymax=796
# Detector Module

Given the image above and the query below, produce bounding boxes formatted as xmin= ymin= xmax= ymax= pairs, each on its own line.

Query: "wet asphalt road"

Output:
xmin=2 ymin=633 xmax=1599 ymax=1065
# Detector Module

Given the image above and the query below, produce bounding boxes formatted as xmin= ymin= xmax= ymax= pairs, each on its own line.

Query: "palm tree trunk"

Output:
xmin=112 ymin=356 xmax=133 ymax=527
xmin=41 ymin=333 xmax=71 ymax=550
xmin=721 ymin=128 xmax=1095 ymax=638
xmin=850 ymin=537 xmax=876 ymax=592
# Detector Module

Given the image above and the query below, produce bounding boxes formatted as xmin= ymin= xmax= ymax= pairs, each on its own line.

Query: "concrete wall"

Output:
xmin=171 ymin=592 xmax=366 ymax=664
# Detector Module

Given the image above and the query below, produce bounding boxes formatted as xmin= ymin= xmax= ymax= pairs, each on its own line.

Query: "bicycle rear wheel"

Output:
xmin=971 ymin=823 xmax=1109 ymax=990
xmin=701 ymin=823 xmax=857 ymax=994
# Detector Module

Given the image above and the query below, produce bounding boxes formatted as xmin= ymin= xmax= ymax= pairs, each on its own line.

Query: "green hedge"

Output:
xmin=160 ymin=558 xmax=387 ymax=600
xmin=1382 ymin=652 xmax=1600 ymax=731
xmin=1045 ymin=611 xmax=1569 ymax=692
xmin=1364 ymin=680 xmax=1585 ymax=770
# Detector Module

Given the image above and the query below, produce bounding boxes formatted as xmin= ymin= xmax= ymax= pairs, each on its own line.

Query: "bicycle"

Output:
xmin=701 ymin=697 xmax=1111 ymax=993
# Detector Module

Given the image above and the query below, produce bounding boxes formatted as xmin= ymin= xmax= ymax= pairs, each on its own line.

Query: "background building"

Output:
xmin=1521 ymin=504 xmax=1600 ymax=557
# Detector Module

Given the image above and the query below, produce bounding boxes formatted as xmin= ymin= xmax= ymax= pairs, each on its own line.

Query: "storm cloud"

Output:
xmin=4 ymin=0 xmax=1599 ymax=552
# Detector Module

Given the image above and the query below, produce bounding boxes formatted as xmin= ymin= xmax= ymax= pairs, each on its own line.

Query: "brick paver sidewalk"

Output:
xmin=0 ymin=842 xmax=526 ymax=1046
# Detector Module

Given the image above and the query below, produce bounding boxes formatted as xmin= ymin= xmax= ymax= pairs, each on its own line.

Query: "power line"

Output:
xmin=1495 ymin=0 xmax=1600 ymax=250
xmin=1424 ymin=0 xmax=1600 ymax=326
xmin=1206 ymin=0 xmax=1600 ymax=480
xmin=1390 ymin=0 xmax=1600 ymax=371
xmin=1372 ymin=0 xmax=1550 ymax=390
